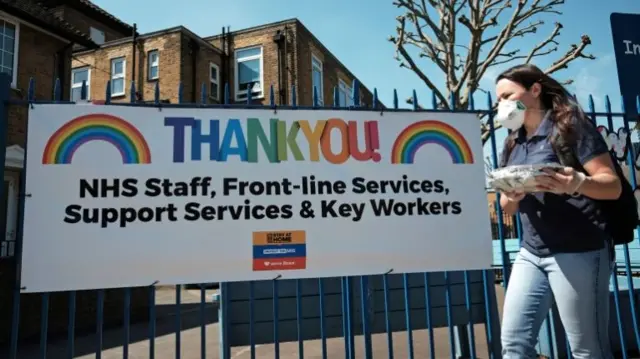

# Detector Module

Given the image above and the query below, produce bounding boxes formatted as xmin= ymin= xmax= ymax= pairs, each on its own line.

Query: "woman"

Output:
xmin=495 ymin=64 xmax=621 ymax=359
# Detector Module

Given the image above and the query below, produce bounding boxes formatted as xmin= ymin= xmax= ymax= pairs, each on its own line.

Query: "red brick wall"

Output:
xmin=8 ymin=21 xmax=70 ymax=148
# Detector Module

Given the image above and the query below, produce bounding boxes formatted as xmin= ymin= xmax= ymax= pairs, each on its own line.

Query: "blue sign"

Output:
xmin=610 ymin=13 xmax=640 ymax=119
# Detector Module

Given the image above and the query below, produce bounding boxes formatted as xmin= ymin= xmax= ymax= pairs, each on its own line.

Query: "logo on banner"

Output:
xmin=252 ymin=230 xmax=306 ymax=271
xmin=42 ymin=114 xmax=151 ymax=165
xmin=391 ymin=120 xmax=474 ymax=164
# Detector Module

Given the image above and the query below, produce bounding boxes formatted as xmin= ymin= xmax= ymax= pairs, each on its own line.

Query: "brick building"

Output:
xmin=0 ymin=0 xmax=97 ymax=256
xmin=205 ymin=19 xmax=375 ymax=107
xmin=0 ymin=0 xmax=149 ymax=348
xmin=71 ymin=18 xmax=377 ymax=107
xmin=72 ymin=26 xmax=223 ymax=103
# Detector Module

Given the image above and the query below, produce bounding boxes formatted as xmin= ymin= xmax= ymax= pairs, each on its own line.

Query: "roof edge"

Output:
xmin=73 ymin=0 xmax=133 ymax=33
xmin=204 ymin=18 xmax=298 ymax=40
xmin=0 ymin=3 xmax=97 ymax=48
xmin=73 ymin=25 xmax=221 ymax=55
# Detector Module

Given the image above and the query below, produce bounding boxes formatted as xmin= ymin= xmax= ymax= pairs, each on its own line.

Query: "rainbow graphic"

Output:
xmin=42 ymin=113 xmax=151 ymax=165
xmin=391 ymin=120 xmax=474 ymax=164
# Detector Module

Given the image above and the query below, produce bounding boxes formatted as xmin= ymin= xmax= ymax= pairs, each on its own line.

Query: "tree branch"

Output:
xmin=389 ymin=0 xmax=595 ymax=144
xmin=524 ymin=22 xmax=561 ymax=63
xmin=389 ymin=15 xmax=449 ymax=106
xmin=545 ymin=35 xmax=595 ymax=74
xmin=483 ymin=22 xmax=562 ymax=68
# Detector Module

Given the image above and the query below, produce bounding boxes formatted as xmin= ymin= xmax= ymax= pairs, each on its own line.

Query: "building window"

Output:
xmin=311 ymin=54 xmax=323 ymax=105
xmin=110 ymin=57 xmax=126 ymax=96
xmin=89 ymin=27 xmax=105 ymax=45
xmin=71 ymin=67 xmax=90 ymax=101
xmin=148 ymin=50 xmax=159 ymax=80
xmin=338 ymin=79 xmax=352 ymax=107
xmin=234 ymin=46 xmax=263 ymax=101
xmin=0 ymin=18 xmax=19 ymax=88
xmin=210 ymin=62 xmax=220 ymax=101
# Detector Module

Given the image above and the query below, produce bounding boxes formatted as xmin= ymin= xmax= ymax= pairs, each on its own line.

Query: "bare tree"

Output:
xmin=388 ymin=0 xmax=595 ymax=143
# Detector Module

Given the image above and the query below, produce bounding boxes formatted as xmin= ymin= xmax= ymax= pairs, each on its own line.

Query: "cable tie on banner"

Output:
xmin=150 ymin=280 xmax=159 ymax=287
xmin=273 ymin=274 xmax=282 ymax=281
xmin=384 ymin=268 xmax=394 ymax=275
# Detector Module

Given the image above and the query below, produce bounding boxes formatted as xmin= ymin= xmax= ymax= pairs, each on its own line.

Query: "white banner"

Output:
xmin=21 ymin=104 xmax=492 ymax=292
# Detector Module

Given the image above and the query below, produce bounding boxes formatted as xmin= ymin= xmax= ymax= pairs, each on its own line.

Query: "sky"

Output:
xmin=92 ymin=0 xmax=639 ymax=162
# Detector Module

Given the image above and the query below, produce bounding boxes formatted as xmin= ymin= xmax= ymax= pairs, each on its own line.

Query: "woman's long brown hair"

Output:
xmin=496 ymin=64 xmax=583 ymax=166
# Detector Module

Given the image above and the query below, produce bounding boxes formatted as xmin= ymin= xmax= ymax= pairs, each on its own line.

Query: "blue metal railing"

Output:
xmin=0 ymin=71 xmax=638 ymax=359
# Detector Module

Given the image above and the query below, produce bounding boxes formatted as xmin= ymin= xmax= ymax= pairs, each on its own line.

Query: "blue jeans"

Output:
xmin=501 ymin=245 xmax=614 ymax=359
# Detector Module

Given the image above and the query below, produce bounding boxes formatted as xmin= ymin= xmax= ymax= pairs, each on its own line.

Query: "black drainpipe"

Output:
xmin=283 ymin=25 xmax=288 ymax=105
xmin=131 ymin=24 xmax=138 ymax=97
xmin=191 ymin=39 xmax=199 ymax=102
xmin=272 ymin=29 xmax=285 ymax=105
xmin=226 ymin=26 xmax=231 ymax=97
xmin=55 ymin=41 xmax=74 ymax=99
xmin=220 ymin=27 xmax=226 ymax=95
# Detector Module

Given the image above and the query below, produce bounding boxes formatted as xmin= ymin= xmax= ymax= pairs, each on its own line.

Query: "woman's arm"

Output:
xmin=537 ymin=114 xmax=622 ymax=200
xmin=569 ymin=115 xmax=622 ymax=200
xmin=496 ymin=134 xmax=524 ymax=214
xmin=576 ymin=153 xmax=621 ymax=200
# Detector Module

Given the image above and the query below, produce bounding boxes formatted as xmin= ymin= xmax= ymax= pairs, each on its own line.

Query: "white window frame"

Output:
xmin=338 ymin=79 xmax=352 ymax=107
xmin=1 ymin=171 xmax=19 ymax=258
xmin=89 ymin=26 xmax=105 ymax=45
xmin=148 ymin=50 xmax=159 ymax=80
xmin=209 ymin=62 xmax=220 ymax=101
xmin=234 ymin=46 xmax=264 ymax=101
xmin=110 ymin=57 xmax=126 ymax=97
xmin=0 ymin=15 xmax=20 ymax=89
xmin=71 ymin=67 xmax=91 ymax=101
xmin=311 ymin=54 xmax=323 ymax=105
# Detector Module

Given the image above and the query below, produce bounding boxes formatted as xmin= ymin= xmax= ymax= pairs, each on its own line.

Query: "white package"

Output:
xmin=487 ymin=163 xmax=565 ymax=193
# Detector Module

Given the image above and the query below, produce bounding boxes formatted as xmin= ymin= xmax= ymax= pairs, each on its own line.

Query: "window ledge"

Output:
xmin=235 ymin=95 xmax=265 ymax=102
xmin=147 ymin=78 xmax=159 ymax=83
xmin=111 ymin=93 xmax=126 ymax=99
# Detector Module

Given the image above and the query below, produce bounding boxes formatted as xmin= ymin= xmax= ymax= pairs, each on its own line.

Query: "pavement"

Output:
xmin=11 ymin=285 xmax=507 ymax=359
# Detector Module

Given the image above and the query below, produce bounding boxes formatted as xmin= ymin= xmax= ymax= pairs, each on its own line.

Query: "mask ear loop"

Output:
xmin=525 ymin=108 xmax=551 ymax=116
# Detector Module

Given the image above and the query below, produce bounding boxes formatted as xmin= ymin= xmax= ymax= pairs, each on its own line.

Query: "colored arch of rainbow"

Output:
xmin=391 ymin=120 xmax=474 ymax=164
xmin=42 ymin=113 xmax=151 ymax=165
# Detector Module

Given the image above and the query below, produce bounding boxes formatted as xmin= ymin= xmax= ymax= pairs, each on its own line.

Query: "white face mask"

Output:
xmin=495 ymin=100 xmax=526 ymax=131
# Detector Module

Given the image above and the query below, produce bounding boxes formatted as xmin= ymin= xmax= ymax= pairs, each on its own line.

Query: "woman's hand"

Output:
xmin=502 ymin=190 xmax=526 ymax=203
xmin=499 ymin=190 xmax=525 ymax=215
xmin=535 ymin=167 xmax=587 ymax=195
